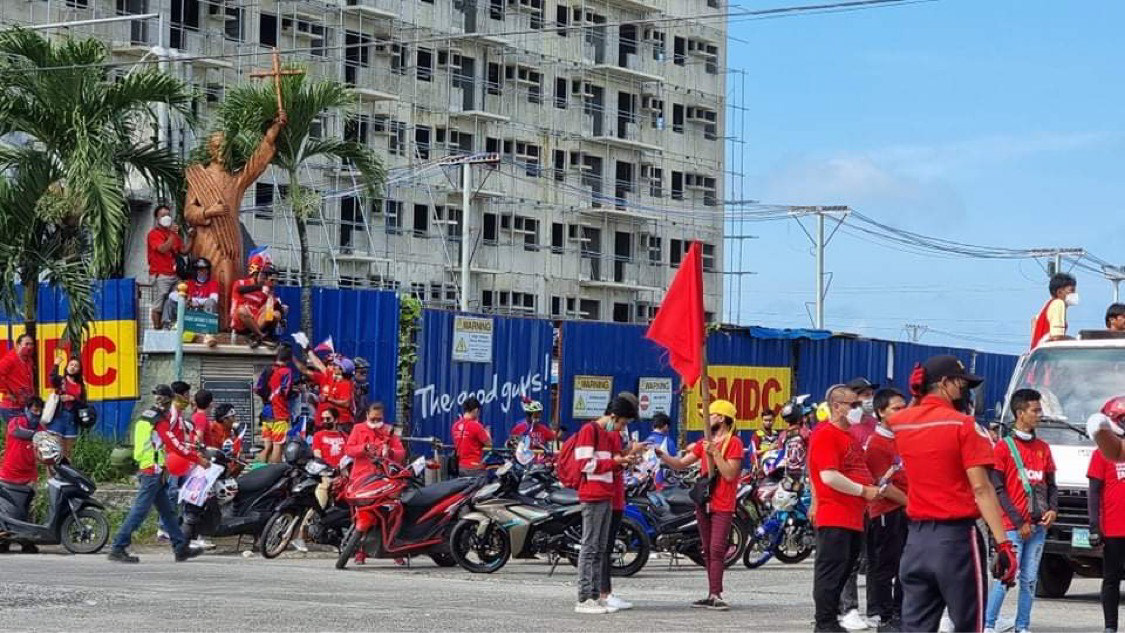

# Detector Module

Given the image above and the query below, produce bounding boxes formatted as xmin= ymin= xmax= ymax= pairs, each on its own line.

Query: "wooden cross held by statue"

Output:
xmin=250 ymin=48 xmax=303 ymax=114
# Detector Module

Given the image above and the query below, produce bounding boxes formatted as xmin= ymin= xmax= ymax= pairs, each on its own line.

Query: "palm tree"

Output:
xmin=208 ymin=71 xmax=385 ymax=333
xmin=0 ymin=28 xmax=193 ymax=348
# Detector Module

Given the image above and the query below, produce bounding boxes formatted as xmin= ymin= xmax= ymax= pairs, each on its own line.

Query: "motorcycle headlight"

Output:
xmin=305 ymin=460 xmax=330 ymax=477
xmin=473 ymin=482 xmax=500 ymax=502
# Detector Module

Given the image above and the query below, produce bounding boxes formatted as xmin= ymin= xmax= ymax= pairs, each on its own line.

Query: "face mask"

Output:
xmin=846 ymin=407 xmax=864 ymax=425
xmin=196 ymin=272 xmax=208 ymax=282
xmin=862 ymin=399 xmax=875 ymax=414
xmin=174 ymin=396 xmax=189 ymax=410
xmin=158 ymin=215 xmax=173 ymax=228
xmin=1064 ymin=293 xmax=1080 ymax=307
xmin=1013 ymin=428 xmax=1034 ymax=441
xmin=25 ymin=408 xmax=41 ymax=424
xmin=368 ymin=419 xmax=384 ymax=429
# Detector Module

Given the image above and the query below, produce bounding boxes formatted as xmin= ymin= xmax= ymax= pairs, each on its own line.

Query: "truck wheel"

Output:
xmin=1036 ymin=553 xmax=1074 ymax=598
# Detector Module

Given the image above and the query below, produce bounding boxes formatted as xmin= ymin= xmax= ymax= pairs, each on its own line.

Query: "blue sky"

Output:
xmin=723 ymin=0 xmax=1125 ymax=354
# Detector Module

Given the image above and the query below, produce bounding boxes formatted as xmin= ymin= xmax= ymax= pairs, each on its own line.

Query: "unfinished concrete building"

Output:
xmin=4 ymin=0 xmax=729 ymax=322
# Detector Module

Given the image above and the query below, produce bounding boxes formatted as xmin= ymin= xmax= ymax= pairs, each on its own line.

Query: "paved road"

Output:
xmin=0 ymin=547 xmax=1107 ymax=631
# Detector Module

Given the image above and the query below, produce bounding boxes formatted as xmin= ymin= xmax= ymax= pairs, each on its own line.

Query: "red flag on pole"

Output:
xmin=645 ymin=241 xmax=705 ymax=386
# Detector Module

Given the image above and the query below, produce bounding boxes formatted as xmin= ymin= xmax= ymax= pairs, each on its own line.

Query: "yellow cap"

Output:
xmin=709 ymin=399 xmax=738 ymax=420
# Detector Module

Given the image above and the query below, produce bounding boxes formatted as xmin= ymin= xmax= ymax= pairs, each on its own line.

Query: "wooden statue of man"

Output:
xmin=185 ymin=112 xmax=287 ymax=329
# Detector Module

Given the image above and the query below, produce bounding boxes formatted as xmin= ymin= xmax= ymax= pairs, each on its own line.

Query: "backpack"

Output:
xmin=556 ymin=422 xmax=598 ymax=489
xmin=254 ymin=366 xmax=275 ymax=404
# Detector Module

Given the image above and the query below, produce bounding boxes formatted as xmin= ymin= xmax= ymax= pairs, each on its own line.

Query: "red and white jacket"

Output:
xmin=574 ymin=421 xmax=623 ymax=503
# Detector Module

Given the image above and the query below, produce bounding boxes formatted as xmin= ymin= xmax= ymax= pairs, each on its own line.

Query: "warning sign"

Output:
xmin=452 ymin=315 xmax=494 ymax=363
xmin=637 ymin=377 xmax=673 ymax=419
xmin=572 ymin=375 xmax=613 ymax=419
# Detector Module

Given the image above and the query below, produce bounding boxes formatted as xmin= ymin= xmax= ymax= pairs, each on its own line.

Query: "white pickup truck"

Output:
xmin=999 ymin=334 xmax=1125 ymax=597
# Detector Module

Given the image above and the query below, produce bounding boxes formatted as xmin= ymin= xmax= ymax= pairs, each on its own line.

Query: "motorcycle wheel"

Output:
xmin=261 ymin=510 xmax=302 ymax=560
xmin=449 ymin=518 xmax=510 ymax=574
xmin=609 ymin=517 xmax=650 ymax=577
xmin=336 ymin=526 xmax=364 ymax=570
xmin=686 ymin=519 xmax=747 ymax=569
xmin=429 ymin=551 xmax=458 ymax=567
xmin=743 ymin=526 xmax=773 ymax=569
xmin=60 ymin=508 xmax=109 ymax=554
xmin=773 ymin=524 xmax=814 ymax=564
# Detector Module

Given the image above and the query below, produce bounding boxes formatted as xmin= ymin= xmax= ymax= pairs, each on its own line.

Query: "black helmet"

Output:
xmin=195 ymin=257 xmax=212 ymax=269
xmin=282 ymin=438 xmax=311 ymax=465
xmin=780 ymin=400 xmax=802 ymax=423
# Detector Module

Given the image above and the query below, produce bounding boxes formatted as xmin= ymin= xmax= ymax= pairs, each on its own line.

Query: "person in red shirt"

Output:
xmin=451 ymin=398 xmax=492 ymax=476
xmin=315 ymin=360 xmax=356 ymax=431
xmin=0 ymin=334 xmax=35 ymax=419
xmin=1088 ymin=428 xmax=1125 ymax=633
xmin=863 ymin=387 xmax=910 ymax=630
xmin=312 ymin=407 xmax=348 ymax=508
xmin=46 ymin=356 xmax=87 ymax=459
xmin=146 ymin=204 xmax=193 ymax=330
xmin=807 ymin=385 xmax=879 ymax=632
xmin=345 ymin=401 xmax=405 ymax=483
xmin=162 ymin=258 xmax=221 ymax=328
xmin=230 ymin=260 xmax=285 ymax=348
xmin=203 ymin=403 xmax=237 ymax=451
xmin=986 ymin=388 xmax=1057 ymax=632
xmin=263 ymin=347 xmax=295 ymax=464
xmin=1030 ymin=272 xmax=1077 ymax=349
xmin=890 ymin=355 xmax=1015 ymax=633
xmin=657 ymin=399 xmax=745 ymax=611
xmin=572 ymin=395 xmax=640 ymax=615
xmin=190 ymin=389 xmax=213 ymax=445
xmin=0 ymin=397 xmax=45 ymax=553
xmin=508 ymin=398 xmax=556 ymax=450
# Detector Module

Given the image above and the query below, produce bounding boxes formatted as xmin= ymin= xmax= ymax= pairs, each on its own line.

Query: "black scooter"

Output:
xmin=258 ymin=457 xmax=350 ymax=559
xmin=0 ymin=459 xmax=109 ymax=554
xmin=181 ymin=440 xmax=304 ymax=547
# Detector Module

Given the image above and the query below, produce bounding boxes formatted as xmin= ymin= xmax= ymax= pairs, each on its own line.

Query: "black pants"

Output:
xmin=601 ymin=510 xmax=623 ymax=594
xmin=1103 ymin=537 xmax=1125 ymax=631
xmin=900 ymin=519 xmax=988 ymax=633
xmin=815 ymin=527 xmax=864 ymax=629
xmin=867 ymin=508 xmax=908 ymax=622
xmin=841 ymin=517 xmax=869 ymax=614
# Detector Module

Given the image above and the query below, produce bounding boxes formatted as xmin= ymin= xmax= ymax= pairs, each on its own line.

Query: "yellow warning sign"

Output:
xmin=572 ymin=375 xmax=613 ymax=420
xmin=452 ymin=315 xmax=493 ymax=363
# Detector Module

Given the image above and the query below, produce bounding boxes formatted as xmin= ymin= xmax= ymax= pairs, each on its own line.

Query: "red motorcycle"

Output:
xmin=335 ymin=457 xmax=485 ymax=569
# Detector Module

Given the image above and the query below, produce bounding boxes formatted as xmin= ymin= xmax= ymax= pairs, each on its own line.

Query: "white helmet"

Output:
xmin=522 ymin=398 xmax=543 ymax=414
xmin=33 ymin=432 xmax=61 ymax=465
xmin=214 ymin=478 xmax=239 ymax=504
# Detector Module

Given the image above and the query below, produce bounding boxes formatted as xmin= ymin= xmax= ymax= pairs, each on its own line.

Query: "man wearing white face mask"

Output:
xmin=1030 ymin=273 xmax=1078 ymax=349
xmin=146 ymin=204 xmax=194 ymax=330
xmin=839 ymin=377 xmax=881 ymax=630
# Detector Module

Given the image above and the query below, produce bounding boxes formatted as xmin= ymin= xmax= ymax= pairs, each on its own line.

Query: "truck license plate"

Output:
xmin=1072 ymin=527 xmax=1091 ymax=549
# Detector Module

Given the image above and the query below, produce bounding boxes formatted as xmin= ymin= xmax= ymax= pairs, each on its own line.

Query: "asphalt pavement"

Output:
xmin=0 ymin=547 xmax=1108 ymax=631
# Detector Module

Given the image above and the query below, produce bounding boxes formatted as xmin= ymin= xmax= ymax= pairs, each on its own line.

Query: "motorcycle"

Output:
xmin=742 ymin=475 xmax=815 ymax=568
xmin=0 ymin=434 xmax=108 ymax=554
xmin=181 ymin=439 xmax=304 ymax=547
xmin=335 ymin=457 xmax=482 ymax=569
xmin=259 ymin=457 xmax=351 ymax=559
xmin=450 ymin=461 xmax=650 ymax=576
xmin=626 ymin=475 xmax=748 ymax=568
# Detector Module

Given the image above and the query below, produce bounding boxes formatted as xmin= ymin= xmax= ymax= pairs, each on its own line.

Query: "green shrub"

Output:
xmin=71 ymin=433 xmax=125 ymax=483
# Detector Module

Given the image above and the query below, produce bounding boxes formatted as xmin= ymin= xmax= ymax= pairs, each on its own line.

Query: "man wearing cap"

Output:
xmin=890 ymin=355 xmax=1016 ymax=632
xmin=808 ymin=385 xmax=880 ymax=632
xmin=230 ymin=257 xmax=286 ymax=347
xmin=108 ymin=385 xmax=210 ymax=564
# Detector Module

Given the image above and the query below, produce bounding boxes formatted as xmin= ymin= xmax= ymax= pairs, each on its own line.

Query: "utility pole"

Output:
xmin=1104 ymin=265 xmax=1125 ymax=303
xmin=904 ymin=323 xmax=929 ymax=342
xmin=438 ymin=153 xmax=500 ymax=312
xmin=789 ymin=206 xmax=849 ymax=329
xmin=1031 ymin=248 xmax=1084 ymax=277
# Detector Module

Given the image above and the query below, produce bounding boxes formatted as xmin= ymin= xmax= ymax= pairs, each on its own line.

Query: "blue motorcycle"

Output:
xmin=742 ymin=477 xmax=815 ymax=569
xmin=626 ymin=475 xmax=748 ymax=568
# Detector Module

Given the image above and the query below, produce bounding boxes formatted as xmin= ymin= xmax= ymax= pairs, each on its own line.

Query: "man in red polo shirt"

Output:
xmin=146 ymin=204 xmax=193 ymax=330
xmin=890 ymin=355 xmax=1016 ymax=633
xmin=864 ymin=387 xmax=910 ymax=630
xmin=452 ymin=398 xmax=492 ymax=476
xmin=0 ymin=334 xmax=35 ymax=419
xmin=809 ymin=384 xmax=879 ymax=632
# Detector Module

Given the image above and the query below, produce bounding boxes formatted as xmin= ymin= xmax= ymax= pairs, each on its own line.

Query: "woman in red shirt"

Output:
xmin=47 ymin=357 xmax=87 ymax=458
xmin=656 ymin=399 xmax=744 ymax=611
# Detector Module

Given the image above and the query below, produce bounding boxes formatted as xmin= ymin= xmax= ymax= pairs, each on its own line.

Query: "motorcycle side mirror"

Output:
xmin=410 ymin=456 xmax=426 ymax=477
xmin=496 ymin=461 xmax=513 ymax=476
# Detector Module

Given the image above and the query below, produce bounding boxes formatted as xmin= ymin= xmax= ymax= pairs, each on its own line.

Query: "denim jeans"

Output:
xmin=578 ymin=501 xmax=612 ymax=602
xmin=112 ymin=473 xmax=187 ymax=552
xmin=985 ymin=525 xmax=1047 ymax=630
xmin=159 ymin=476 xmax=182 ymax=534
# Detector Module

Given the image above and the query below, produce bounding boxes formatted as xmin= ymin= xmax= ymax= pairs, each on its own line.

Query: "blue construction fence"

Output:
xmin=0 ymin=279 xmax=1020 ymax=449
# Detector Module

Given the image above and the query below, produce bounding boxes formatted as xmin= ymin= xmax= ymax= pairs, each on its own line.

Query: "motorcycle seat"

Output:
xmin=661 ymin=487 xmax=693 ymax=508
xmin=237 ymin=464 xmax=289 ymax=494
xmin=548 ymin=488 xmax=579 ymax=506
xmin=401 ymin=477 xmax=476 ymax=508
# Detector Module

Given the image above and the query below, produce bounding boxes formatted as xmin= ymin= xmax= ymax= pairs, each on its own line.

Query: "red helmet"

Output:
xmin=1103 ymin=396 xmax=1125 ymax=423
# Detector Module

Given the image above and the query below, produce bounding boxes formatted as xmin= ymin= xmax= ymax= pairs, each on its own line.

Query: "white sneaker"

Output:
xmin=598 ymin=599 xmax=619 ymax=614
xmin=190 ymin=538 xmax=216 ymax=550
xmin=840 ymin=609 xmax=870 ymax=630
xmin=291 ymin=538 xmax=309 ymax=553
xmin=939 ymin=613 xmax=955 ymax=633
xmin=604 ymin=594 xmax=632 ymax=611
xmin=156 ymin=529 xmax=170 ymax=543
xmin=575 ymin=599 xmax=608 ymax=615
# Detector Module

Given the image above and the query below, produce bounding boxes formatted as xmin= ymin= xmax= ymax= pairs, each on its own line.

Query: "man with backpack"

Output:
xmin=566 ymin=394 xmax=641 ymax=615
xmin=260 ymin=347 xmax=295 ymax=464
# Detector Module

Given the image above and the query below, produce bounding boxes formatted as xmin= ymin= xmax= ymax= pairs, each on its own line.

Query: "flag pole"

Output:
xmin=700 ymin=335 xmax=715 ymax=475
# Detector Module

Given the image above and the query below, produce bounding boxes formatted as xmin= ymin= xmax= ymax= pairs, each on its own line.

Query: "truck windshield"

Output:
xmin=1006 ymin=347 xmax=1125 ymax=446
